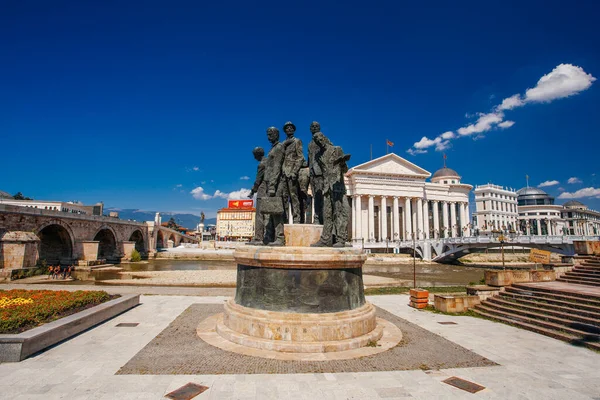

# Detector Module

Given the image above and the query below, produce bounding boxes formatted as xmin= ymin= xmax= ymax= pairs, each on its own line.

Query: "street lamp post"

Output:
xmin=412 ymin=233 xmax=417 ymax=288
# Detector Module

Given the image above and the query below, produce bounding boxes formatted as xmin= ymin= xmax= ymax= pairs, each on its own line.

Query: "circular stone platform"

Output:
xmin=197 ymin=313 xmax=402 ymax=361
xmin=198 ymin=242 xmax=401 ymax=358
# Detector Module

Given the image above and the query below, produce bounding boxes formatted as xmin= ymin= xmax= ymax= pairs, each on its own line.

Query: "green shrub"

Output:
xmin=131 ymin=249 xmax=142 ymax=262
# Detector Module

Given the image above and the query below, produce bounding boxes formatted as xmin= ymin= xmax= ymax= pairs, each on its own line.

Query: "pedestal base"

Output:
xmin=217 ymin=299 xmax=381 ymax=353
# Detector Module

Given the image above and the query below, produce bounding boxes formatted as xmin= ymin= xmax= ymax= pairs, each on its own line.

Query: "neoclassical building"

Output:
xmin=516 ymin=187 xmax=565 ymax=235
xmin=345 ymin=154 xmax=472 ymax=242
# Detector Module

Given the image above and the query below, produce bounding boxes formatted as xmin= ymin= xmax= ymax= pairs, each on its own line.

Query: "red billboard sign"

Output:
xmin=228 ymin=199 xmax=254 ymax=209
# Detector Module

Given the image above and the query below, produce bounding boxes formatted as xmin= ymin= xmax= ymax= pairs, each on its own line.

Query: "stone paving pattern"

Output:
xmin=0 ymin=290 xmax=599 ymax=399
xmin=117 ymin=304 xmax=493 ymax=374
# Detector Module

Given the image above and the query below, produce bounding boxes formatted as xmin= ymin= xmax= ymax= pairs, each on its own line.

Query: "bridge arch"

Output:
xmin=156 ymin=231 xmax=165 ymax=248
xmin=129 ymin=229 xmax=146 ymax=253
xmin=93 ymin=226 xmax=118 ymax=260
xmin=36 ymin=221 xmax=75 ymax=264
xmin=168 ymin=234 xmax=176 ymax=246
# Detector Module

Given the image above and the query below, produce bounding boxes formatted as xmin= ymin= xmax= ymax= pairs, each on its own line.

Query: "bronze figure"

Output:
xmin=310 ymin=132 xmax=351 ymax=247
xmin=282 ymin=121 xmax=306 ymax=224
xmin=247 ymin=147 xmax=267 ymax=245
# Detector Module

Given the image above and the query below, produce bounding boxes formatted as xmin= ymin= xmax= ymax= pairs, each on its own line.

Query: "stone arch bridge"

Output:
xmin=361 ymin=235 xmax=599 ymax=263
xmin=0 ymin=205 xmax=198 ymax=268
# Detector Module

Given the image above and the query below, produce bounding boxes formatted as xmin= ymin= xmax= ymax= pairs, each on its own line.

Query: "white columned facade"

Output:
xmin=411 ymin=198 xmax=418 ymax=239
xmin=442 ymin=202 xmax=449 ymax=238
xmin=450 ymin=202 xmax=457 ymax=237
xmin=536 ymin=219 xmax=541 ymax=236
xmin=343 ymin=153 xmax=473 ymax=251
xmin=464 ymin=203 xmax=470 ymax=236
xmin=381 ymin=196 xmax=388 ymax=241
xmin=416 ymin=198 xmax=423 ymax=239
xmin=355 ymin=195 xmax=362 ymax=240
xmin=423 ymin=200 xmax=430 ymax=239
xmin=459 ymin=203 xmax=466 ymax=237
xmin=404 ymin=197 xmax=411 ymax=240
xmin=393 ymin=196 xmax=400 ymax=241
xmin=368 ymin=195 xmax=375 ymax=242
xmin=351 ymin=196 xmax=357 ymax=240
xmin=432 ymin=201 xmax=440 ymax=238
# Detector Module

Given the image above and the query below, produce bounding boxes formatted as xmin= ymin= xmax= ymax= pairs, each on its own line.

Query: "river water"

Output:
xmin=86 ymin=259 xmax=486 ymax=287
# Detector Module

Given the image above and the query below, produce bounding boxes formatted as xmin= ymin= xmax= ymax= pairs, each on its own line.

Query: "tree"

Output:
xmin=166 ymin=217 xmax=178 ymax=230
xmin=13 ymin=192 xmax=32 ymax=200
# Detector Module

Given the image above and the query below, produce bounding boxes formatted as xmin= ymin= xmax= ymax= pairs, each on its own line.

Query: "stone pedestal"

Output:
xmin=284 ymin=224 xmax=323 ymax=247
xmin=121 ymin=241 xmax=135 ymax=261
xmin=209 ymin=244 xmax=390 ymax=353
xmin=0 ymin=231 xmax=40 ymax=271
xmin=206 ymin=245 xmax=389 ymax=354
xmin=76 ymin=241 xmax=99 ymax=263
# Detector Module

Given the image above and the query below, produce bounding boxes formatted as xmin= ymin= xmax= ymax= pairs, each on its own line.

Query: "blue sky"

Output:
xmin=1 ymin=0 xmax=599 ymax=217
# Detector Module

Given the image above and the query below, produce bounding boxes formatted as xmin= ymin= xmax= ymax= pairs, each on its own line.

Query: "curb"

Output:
xmin=0 ymin=294 xmax=140 ymax=362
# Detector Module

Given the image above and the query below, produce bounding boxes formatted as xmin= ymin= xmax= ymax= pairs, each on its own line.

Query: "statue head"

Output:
xmin=266 ymin=126 xmax=279 ymax=144
xmin=252 ymin=146 xmax=264 ymax=161
xmin=310 ymin=121 xmax=320 ymax=134
xmin=314 ymin=131 xmax=328 ymax=148
xmin=283 ymin=121 xmax=296 ymax=138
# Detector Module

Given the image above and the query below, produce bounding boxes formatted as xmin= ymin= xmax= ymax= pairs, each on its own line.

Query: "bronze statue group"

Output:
xmin=248 ymin=121 xmax=351 ymax=248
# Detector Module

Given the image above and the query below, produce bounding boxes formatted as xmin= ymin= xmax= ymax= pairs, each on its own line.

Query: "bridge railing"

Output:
xmin=359 ymin=235 xmax=599 ymax=249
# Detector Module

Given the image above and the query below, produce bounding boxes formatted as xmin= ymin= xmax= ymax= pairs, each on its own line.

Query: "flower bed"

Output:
xmin=0 ymin=289 xmax=115 ymax=334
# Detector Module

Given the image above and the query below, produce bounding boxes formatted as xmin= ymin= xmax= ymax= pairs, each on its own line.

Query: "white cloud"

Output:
xmin=498 ymin=120 xmax=515 ymax=129
xmin=407 ymin=148 xmax=427 ymax=155
xmin=435 ymin=140 xmax=451 ymax=151
xmin=406 ymin=63 xmax=595 ymax=155
xmin=538 ymin=180 xmax=559 ymax=188
xmin=558 ymin=187 xmax=600 ymax=199
xmin=175 ymin=184 xmax=182 ymax=188
xmin=213 ymin=190 xmax=228 ymax=199
xmin=191 ymin=187 xmax=251 ymax=200
xmin=413 ymin=136 xmax=441 ymax=149
xmin=240 ymin=176 xmax=250 ymax=180
xmin=568 ymin=177 xmax=582 ymax=184
xmin=191 ymin=187 xmax=212 ymax=200
xmin=497 ymin=94 xmax=523 ymax=111
xmin=457 ymin=112 xmax=504 ymax=136
xmin=558 ymin=187 xmax=565 ymax=192
xmin=227 ymin=188 xmax=251 ymax=199
xmin=524 ymin=64 xmax=596 ymax=103
xmin=193 ymin=166 xmax=199 ymax=171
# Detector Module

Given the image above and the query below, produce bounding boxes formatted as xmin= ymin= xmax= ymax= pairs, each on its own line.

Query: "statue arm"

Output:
xmin=252 ymin=163 xmax=265 ymax=192
xmin=293 ymin=139 xmax=305 ymax=177
xmin=267 ymin=146 xmax=284 ymax=196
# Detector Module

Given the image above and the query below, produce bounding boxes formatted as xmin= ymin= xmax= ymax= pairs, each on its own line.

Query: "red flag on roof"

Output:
xmin=386 ymin=139 xmax=394 ymax=147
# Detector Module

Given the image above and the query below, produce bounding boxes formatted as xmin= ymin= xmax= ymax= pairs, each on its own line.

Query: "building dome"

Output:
xmin=563 ymin=200 xmax=587 ymax=209
xmin=516 ymin=187 xmax=547 ymax=196
xmin=432 ymin=167 xmax=460 ymax=179
xmin=517 ymin=187 xmax=554 ymax=206
xmin=0 ymin=190 xmax=12 ymax=199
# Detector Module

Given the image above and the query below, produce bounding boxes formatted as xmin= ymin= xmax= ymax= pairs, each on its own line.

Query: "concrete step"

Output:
xmin=581 ymin=260 xmax=600 ymax=266
xmin=507 ymin=285 xmax=600 ymax=305
xmin=557 ymin=277 xmax=600 ymax=287
xmin=479 ymin=301 xmax=600 ymax=333
xmin=487 ymin=297 xmax=600 ymax=327
xmin=473 ymin=307 xmax=600 ymax=352
xmin=511 ymin=283 xmax=600 ymax=302
xmin=565 ymin=271 xmax=600 ymax=280
xmin=574 ymin=267 xmax=600 ymax=274
xmin=500 ymin=291 xmax=600 ymax=314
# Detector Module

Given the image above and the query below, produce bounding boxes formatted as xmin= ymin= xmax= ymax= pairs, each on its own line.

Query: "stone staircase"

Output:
xmin=473 ymin=282 xmax=600 ymax=351
xmin=557 ymin=256 xmax=600 ymax=286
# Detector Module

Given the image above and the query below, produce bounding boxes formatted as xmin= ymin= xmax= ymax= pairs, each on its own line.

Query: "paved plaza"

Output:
xmin=1 ymin=289 xmax=599 ymax=399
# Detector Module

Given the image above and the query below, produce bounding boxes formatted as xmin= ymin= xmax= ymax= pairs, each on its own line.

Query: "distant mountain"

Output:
xmin=104 ymin=208 xmax=216 ymax=229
